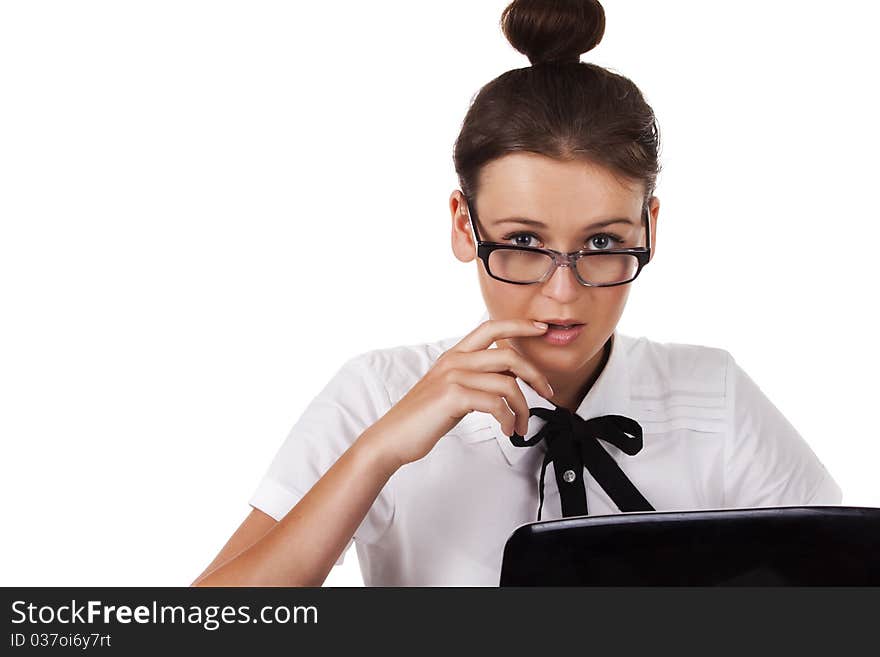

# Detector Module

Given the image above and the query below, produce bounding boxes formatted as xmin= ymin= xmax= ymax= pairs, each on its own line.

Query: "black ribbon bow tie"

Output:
xmin=510 ymin=405 xmax=655 ymax=521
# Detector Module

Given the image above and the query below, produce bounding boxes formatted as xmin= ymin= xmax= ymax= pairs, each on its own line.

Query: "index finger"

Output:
xmin=452 ymin=318 xmax=548 ymax=354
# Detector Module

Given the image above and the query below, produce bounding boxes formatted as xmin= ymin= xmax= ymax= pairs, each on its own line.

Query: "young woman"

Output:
xmin=192 ymin=0 xmax=842 ymax=587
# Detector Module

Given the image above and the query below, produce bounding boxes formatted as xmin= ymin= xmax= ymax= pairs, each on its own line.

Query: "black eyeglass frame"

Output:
xmin=462 ymin=194 xmax=653 ymax=287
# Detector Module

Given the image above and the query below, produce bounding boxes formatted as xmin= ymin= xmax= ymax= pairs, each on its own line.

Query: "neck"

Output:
xmin=549 ymin=335 xmax=613 ymax=411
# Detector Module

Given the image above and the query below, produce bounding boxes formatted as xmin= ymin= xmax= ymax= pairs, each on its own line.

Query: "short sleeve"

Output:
xmin=248 ymin=352 xmax=395 ymax=566
xmin=723 ymin=352 xmax=843 ymax=508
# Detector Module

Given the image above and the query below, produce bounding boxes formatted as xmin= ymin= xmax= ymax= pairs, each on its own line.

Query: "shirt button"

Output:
xmin=562 ymin=469 xmax=576 ymax=483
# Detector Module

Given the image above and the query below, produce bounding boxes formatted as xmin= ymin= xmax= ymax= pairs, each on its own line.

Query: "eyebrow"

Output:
xmin=490 ymin=217 xmax=636 ymax=230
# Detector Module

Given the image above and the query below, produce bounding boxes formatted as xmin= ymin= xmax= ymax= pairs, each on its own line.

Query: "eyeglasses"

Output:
xmin=462 ymin=193 xmax=652 ymax=287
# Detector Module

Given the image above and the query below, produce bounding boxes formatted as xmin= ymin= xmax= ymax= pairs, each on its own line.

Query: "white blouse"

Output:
xmin=248 ymin=313 xmax=843 ymax=586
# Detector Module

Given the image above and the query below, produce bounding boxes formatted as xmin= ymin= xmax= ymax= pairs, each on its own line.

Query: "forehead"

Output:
xmin=476 ymin=152 xmax=643 ymax=222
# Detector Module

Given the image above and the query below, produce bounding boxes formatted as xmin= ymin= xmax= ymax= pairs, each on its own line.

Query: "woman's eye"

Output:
xmin=504 ymin=233 xmax=539 ymax=248
xmin=587 ymin=233 xmax=625 ymax=250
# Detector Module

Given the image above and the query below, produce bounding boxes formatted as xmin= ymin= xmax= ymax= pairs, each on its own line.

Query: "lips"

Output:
xmin=540 ymin=318 xmax=584 ymax=329
xmin=541 ymin=323 xmax=585 ymax=345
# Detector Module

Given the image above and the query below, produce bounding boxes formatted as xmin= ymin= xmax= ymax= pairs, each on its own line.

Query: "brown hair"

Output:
xmin=453 ymin=0 xmax=661 ymax=213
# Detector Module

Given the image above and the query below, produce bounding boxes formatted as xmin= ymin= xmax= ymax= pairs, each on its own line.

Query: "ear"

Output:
xmin=450 ymin=190 xmax=477 ymax=263
xmin=647 ymin=196 xmax=659 ymax=262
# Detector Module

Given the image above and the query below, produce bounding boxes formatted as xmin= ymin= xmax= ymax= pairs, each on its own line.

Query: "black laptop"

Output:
xmin=499 ymin=506 xmax=880 ymax=585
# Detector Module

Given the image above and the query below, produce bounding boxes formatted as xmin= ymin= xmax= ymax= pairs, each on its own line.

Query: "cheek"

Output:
xmin=585 ymin=289 xmax=630 ymax=333
xmin=479 ymin=273 xmax=530 ymax=313
xmin=594 ymin=286 xmax=630 ymax=317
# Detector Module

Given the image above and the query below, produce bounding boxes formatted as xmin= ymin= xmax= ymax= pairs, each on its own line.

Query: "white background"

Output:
xmin=1 ymin=0 xmax=877 ymax=587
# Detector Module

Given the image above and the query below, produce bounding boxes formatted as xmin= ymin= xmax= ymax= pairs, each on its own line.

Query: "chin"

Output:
xmin=539 ymin=344 xmax=592 ymax=362
xmin=518 ymin=339 xmax=588 ymax=367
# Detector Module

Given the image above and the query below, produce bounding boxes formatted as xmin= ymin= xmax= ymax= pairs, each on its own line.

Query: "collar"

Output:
xmin=453 ymin=310 xmax=635 ymax=467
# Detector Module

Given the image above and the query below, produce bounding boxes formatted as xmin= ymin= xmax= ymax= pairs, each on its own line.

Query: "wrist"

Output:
xmin=354 ymin=425 xmax=404 ymax=479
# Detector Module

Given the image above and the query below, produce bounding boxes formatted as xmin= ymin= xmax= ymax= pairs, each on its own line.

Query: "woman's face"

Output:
xmin=450 ymin=152 xmax=659 ymax=405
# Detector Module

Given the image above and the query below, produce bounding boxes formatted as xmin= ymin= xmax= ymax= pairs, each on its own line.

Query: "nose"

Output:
xmin=541 ymin=261 xmax=583 ymax=300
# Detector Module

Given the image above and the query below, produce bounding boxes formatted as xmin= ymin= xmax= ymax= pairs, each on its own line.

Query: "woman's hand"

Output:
xmin=366 ymin=319 xmax=555 ymax=469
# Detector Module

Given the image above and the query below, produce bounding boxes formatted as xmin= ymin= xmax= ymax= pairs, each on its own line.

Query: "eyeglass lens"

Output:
xmin=488 ymin=250 xmax=640 ymax=284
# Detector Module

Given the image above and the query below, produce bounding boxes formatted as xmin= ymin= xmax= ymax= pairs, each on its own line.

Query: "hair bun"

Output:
xmin=500 ymin=0 xmax=605 ymax=66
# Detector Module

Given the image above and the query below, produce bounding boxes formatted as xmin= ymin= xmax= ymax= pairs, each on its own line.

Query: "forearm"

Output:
xmin=193 ymin=429 xmax=399 ymax=587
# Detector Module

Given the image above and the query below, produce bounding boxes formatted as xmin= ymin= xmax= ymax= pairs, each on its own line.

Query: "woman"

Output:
xmin=192 ymin=0 xmax=842 ymax=587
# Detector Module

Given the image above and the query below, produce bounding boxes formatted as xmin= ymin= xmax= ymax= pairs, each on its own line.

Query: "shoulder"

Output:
xmin=344 ymin=332 xmax=464 ymax=402
xmin=616 ymin=332 xmax=733 ymax=435
xmin=621 ymin=332 xmax=732 ymax=396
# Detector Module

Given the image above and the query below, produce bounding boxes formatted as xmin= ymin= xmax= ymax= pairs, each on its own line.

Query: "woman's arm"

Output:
xmin=191 ymin=428 xmax=399 ymax=587
xmin=192 ymin=320 xmax=552 ymax=586
xmin=191 ymin=507 xmax=277 ymax=586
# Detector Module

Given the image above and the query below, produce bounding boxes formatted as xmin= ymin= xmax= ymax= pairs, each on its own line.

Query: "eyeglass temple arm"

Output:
xmin=463 ymin=195 xmax=481 ymax=244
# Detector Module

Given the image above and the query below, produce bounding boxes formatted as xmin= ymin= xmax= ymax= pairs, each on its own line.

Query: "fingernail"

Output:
xmin=533 ymin=321 xmax=548 ymax=329
xmin=547 ymin=383 xmax=554 ymax=396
